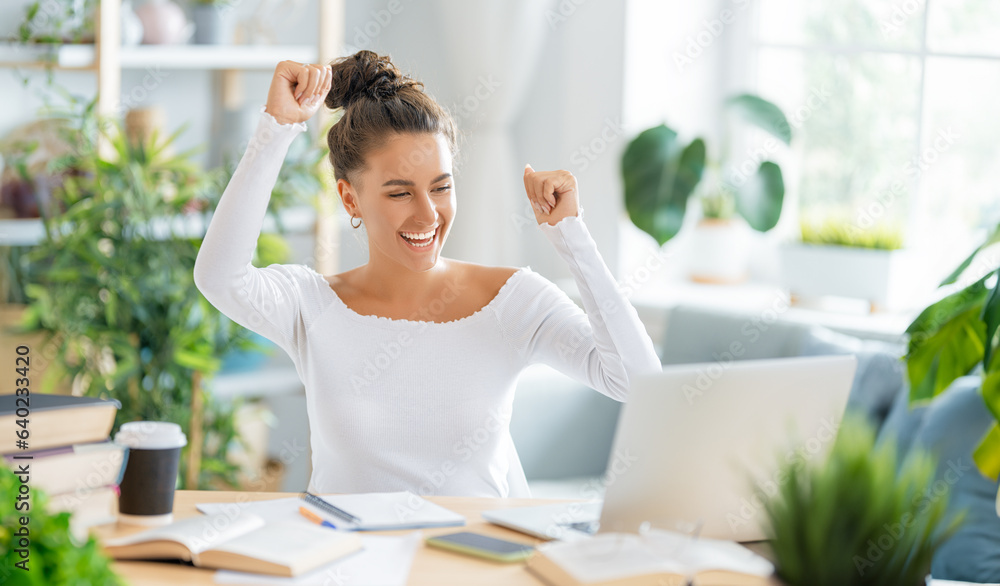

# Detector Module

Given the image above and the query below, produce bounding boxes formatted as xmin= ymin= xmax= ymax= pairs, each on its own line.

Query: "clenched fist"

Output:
xmin=523 ymin=164 xmax=580 ymax=226
xmin=264 ymin=61 xmax=332 ymax=126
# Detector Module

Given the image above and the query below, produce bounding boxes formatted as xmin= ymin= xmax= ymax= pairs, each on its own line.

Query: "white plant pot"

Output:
xmin=687 ymin=219 xmax=751 ymax=284
xmin=779 ymin=243 xmax=917 ymax=309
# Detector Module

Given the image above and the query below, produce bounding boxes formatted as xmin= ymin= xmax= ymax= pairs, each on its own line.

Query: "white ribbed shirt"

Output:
xmin=193 ymin=109 xmax=662 ymax=498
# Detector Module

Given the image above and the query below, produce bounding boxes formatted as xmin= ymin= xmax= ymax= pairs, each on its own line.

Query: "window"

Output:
xmin=749 ymin=0 xmax=1000 ymax=260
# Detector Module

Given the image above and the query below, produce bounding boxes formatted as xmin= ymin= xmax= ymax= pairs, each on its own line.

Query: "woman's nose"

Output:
xmin=413 ymin=191 xmax=438 ymax=226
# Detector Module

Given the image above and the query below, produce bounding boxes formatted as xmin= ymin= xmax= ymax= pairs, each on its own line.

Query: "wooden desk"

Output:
xmin=92 ymin=490 xmax=782 ymax=585
xmin=91 ymin=490 xmax=578 ymax=585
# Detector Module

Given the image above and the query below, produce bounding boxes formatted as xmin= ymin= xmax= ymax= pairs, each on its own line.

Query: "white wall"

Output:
xmin=345 ymin=0 xmax=628 ymax=279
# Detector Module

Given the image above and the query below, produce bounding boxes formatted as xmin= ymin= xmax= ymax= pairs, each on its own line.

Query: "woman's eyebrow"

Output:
xmin=381 ymin=172 xmax=452 ymax=187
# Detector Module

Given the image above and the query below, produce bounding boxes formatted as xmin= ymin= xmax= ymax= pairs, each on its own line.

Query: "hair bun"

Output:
xmin=325 ymin=50 xmax=421 ymax=110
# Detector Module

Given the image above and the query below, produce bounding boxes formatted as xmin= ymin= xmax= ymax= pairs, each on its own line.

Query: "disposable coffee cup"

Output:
xmin=113 ymin=421 xmax=187 ymax=526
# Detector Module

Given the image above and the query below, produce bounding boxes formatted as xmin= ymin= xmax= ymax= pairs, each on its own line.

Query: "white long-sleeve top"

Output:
xmin=193 ymin=109 xmax=662 ymax=498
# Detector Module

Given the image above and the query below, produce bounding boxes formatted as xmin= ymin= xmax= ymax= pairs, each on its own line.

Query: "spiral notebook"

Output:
xmin=300 ymin=491 xmax=466 ymax=531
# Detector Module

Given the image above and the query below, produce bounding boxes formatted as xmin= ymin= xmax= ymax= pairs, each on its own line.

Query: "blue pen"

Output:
xmin=299 ymin=505 xmax=338 ymax=529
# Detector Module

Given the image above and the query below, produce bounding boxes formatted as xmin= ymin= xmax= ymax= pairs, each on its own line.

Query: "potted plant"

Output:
xmin=905 ymin=220 xmax=1000 ymax=496
xmin=17 ymin=0 xmax=96 ymax=45
xmin=780 ymin=215 xmax=911 ymax=311
xmin=686 ymin=168 xmax=753 ymax=283
xmin=622 ymin=94 xmax=790 ymax=283
xmin=10 ymin=96 xmax=266 ymax=489
xmin=0 ymin=466 xmax=125 ymax=585
xmin=762 ymin=415 xmax=963 ymax=585
xmin=190 ymin=0 xmax=235 ymax=45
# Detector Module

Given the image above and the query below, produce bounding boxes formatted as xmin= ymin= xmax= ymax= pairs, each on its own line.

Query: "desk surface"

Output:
xmin=91 ymin=490 xmax=579 ymax=586
xmin=92 ymin=490 xmax=781 ymax=585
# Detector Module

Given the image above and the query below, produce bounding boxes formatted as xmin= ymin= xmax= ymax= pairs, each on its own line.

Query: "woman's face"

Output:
xmin=344 ymin=132 xmax=455 ymax=273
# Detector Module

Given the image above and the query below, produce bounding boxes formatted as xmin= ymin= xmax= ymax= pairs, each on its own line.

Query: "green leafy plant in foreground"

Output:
xmin=11 ymin=97 xmax=266 ymax=489
xmin=905 ymin=220 xmax=1000 ymax=478
xmin=0 ymin=466 xmax=125 ymax=586
xmin=763 ymin=416 xmax=964 ymax=586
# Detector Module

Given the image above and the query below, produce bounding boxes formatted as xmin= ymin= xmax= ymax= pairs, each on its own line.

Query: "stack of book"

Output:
xmin=1 ymin=393 xmax=125 ymax=542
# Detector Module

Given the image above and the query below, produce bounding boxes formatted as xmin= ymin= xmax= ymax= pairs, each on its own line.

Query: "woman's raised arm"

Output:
xmin=193 ymin=62 xmax=332 ymax=355
xmin=495 ymin=168 xmax=662 ymax=401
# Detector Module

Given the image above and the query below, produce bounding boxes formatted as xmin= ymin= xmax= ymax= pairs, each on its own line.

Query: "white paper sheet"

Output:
xmin=213 ymin=532 xmax=421 ymax=586
xmin=198 ymin=498 xmax=310 ymax=527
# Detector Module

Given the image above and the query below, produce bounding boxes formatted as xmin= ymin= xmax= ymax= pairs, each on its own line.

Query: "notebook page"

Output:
xmin=643 ymin=529 xmax=774 ymax=576
xmin=104 ymin=512 xmax=265 ymax=554
xmin=205 ymin=520 xmax=359 ymax=565
xmin=318 ymin=491 xmax=465 ymax=529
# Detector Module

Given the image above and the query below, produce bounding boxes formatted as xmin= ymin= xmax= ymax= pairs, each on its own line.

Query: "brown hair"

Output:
xmin=325 ymin=50 xmax=459 ymax=186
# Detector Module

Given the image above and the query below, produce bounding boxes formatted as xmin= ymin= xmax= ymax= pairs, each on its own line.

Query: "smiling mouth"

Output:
xmin=400 ymin=226 xmax=439 ymax=249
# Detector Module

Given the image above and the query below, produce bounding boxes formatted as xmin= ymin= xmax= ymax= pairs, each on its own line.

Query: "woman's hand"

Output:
xmin=264 ymin=61 xmax=332 ymax=126
xmin=523 ymin=164 xmax=580 ymax=226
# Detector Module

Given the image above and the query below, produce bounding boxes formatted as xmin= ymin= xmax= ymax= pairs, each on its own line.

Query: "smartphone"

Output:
xmin=425 ymin=531 xmax=535 ymax=563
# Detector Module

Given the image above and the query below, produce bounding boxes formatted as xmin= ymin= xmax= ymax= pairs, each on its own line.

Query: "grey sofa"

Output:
xmin=510 ymin=304 xmax=1000 ymax=581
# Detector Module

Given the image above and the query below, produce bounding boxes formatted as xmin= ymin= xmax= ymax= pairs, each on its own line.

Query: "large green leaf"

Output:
xmin=973 ymin=422 xmax=1000 ymax=481
xmin=906 ymin=276 xmax=989 ymax=402
xmin=735 ymin=161 xmax=784 ymax=232
xmin=983 ymin=277 xmax=1000 ymax=370
xmin=621 ymin=125 xmax=705 ymax=245
xmin=726 ymin=94 xmax=792 ymax=145
xmin=939 ymin=222 xmax=1000 ymax=286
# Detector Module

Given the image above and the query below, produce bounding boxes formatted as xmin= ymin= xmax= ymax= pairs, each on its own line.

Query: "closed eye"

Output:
xmin=388 ymin=185 xmax=451 ymax=198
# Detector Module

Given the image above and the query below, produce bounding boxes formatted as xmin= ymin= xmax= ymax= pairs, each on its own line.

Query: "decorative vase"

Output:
xmin=121 ymin=1 xmax=145 ymax=46
xmin=687 ymin=218 xmax=751 ymax=284
xmin=192 ymin=4 xmax=234 ymax=45
xmin=135 ymin=0 xmax=190 ymax=44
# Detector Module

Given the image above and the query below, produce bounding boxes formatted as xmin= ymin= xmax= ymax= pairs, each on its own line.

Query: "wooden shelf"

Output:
xmin=119 ymin=44 xmax=317 ymax=70
xmin=0 ymin=204 xmax=317 ymax=246
xmin=0 ymin=43 xmax=317 ymax=71
xmin=0 ymin=42 xmax=95 ymax=69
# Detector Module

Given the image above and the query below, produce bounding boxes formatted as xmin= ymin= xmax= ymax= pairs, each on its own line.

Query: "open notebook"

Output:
xmin=197 ymin=491 xmax=466 ymax=531
xmin=103 ymin=512 xmax=363 ymax=577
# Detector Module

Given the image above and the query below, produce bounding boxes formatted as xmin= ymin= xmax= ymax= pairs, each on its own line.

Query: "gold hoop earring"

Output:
xmin=350 ymin=215 xmax=362 ymax=229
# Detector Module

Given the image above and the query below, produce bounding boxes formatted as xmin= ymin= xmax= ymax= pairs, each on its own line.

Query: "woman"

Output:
xmin=194 ymin=50 xmax=661 ymax=498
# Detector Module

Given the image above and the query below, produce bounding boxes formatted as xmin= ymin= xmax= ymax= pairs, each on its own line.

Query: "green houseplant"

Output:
xmin=762 ymin=415 xmax=963 ymax=585
xmin=0 ymin=465 xmax=125 ymax=585
xmin=8 ymin=96 xmax=274 ymax=490
xmin=905 ymin=220 xmax=1000 ymax=480
xmin=622 ymin=95 xmax=791 ymax=284
xmin=16 ymin=0 xmax=96 ymax=44
xmin=621 ymin=93 xmax=791 ymax=246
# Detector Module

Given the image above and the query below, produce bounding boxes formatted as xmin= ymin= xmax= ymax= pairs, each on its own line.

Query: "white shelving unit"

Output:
xmin=0 ymin=43 xmax=318 ymax=70
xmin=0 ymin=204 xmax=318 ymax=246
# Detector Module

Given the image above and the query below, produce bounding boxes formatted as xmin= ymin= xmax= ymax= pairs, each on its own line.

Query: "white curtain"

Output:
xmin=433 ymin=0 xmax=555 ymax=267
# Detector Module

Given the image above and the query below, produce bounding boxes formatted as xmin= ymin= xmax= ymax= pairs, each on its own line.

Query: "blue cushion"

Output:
xmin=797 ymin=326 xmax=906 ymax=431
xmin=899 ymin=375 xmax=1000 ymax=582
xmin=875 ymin=378 xmax=928 ymax=458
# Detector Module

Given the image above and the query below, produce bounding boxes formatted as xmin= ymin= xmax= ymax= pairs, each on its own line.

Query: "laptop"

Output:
xmin=483 ymin=354 xmax=857 ymax=542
